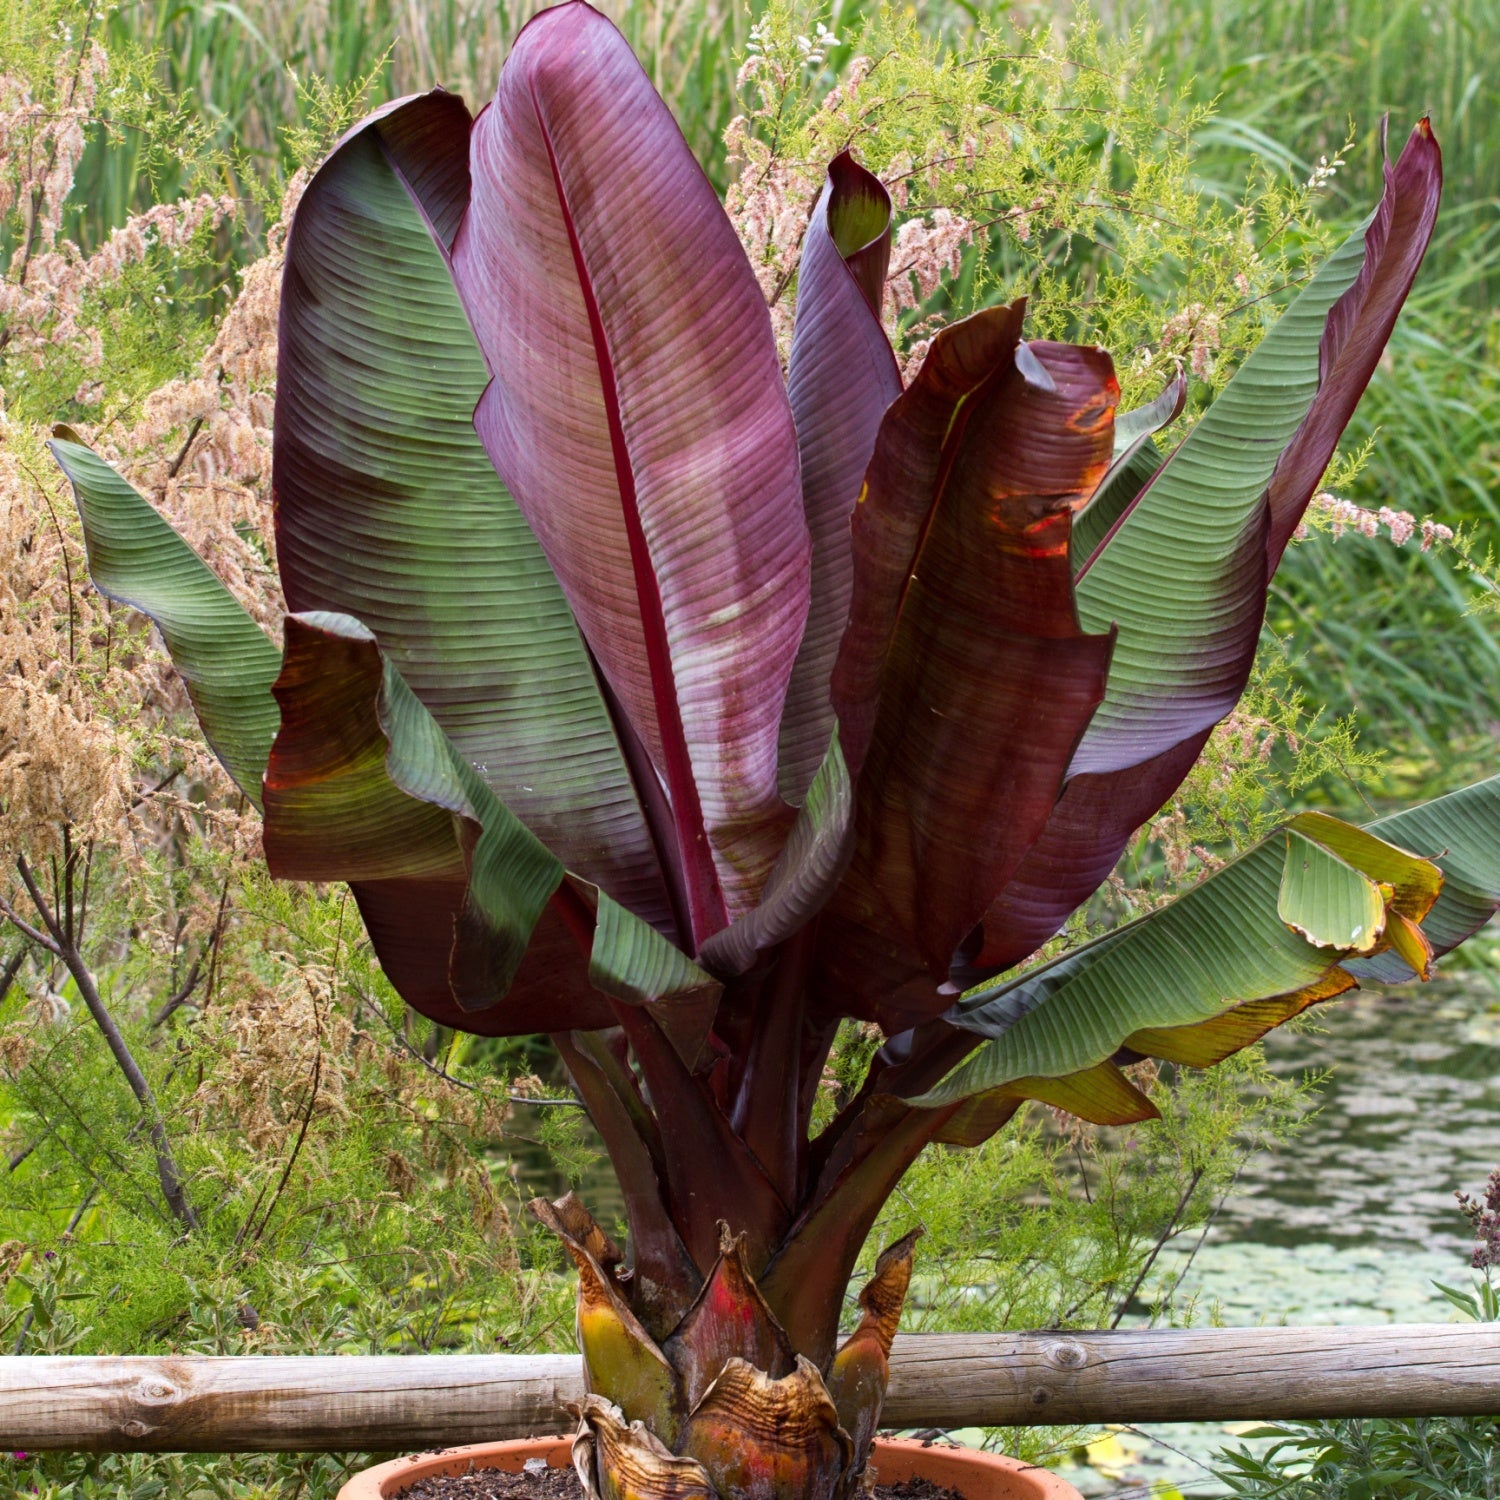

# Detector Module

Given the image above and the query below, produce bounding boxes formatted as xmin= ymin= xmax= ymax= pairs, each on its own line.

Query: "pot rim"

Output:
xmin=335 ymin=1432 xmax=1083 ymax=1500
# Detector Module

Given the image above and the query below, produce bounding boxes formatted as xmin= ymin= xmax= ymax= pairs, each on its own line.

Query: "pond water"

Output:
xmin=1061 ymin=983 xmax=1500 ymax=1497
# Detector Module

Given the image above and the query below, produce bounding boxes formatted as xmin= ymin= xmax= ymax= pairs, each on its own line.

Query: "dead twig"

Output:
xmin=4 ymin=853 xmax=200 ymax=1234
xmin=1108 ymin=1163 xmax=1205 ymax=1329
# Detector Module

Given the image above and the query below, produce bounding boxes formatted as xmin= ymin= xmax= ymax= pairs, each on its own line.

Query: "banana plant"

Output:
xmin=51 ymin=6 xmax=1496 ymax=1497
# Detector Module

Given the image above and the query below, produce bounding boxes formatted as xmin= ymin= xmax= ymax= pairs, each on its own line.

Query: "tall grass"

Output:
xmin=1097 ymin=0 xmax=1500 ymax=789
xmin=1106 ymin=0 xmax=1500 ymax=257
xmin=71 ymin=0 xmax=757 ymax=252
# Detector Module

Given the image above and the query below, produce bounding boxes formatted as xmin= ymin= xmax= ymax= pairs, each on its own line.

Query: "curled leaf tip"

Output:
xmin=856 ymin=1228 xmax=920 ymax=1356
xmin=533 ymin=1191 xmax=625 ymax=1273
xmin=1014 ymin=341 xmax=1056 ymax=393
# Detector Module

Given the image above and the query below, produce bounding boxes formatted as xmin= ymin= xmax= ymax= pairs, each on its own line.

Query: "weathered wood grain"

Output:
xmin=0 ymin=1326 xmax=1494 ymax=1451
xmin=883 ymin=1326 xmax=1500 ymax=1426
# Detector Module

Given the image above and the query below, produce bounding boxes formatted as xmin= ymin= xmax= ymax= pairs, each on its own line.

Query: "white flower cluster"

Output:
xmin=741 ymin=17 xmax=840 ymax=76
xmin=796 ymin=22 xmax=841 ymax=67
xmin=1305 ymin=152 xmax=1346 ymax=193
xmin=1310 ymin=491 xmax=1454 ymax=552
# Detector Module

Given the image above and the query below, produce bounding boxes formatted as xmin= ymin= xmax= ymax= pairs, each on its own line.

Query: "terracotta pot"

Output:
xmin=336 ymin=1432 xmax=1083 ymax=1500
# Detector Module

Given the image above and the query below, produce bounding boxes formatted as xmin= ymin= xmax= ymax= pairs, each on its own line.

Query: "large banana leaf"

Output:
xmin=451 ymin=1 xmax=810 ymax=943
xmin=780 ymin=153 xmax=902 ymax=803
xmin=977 ymin=122 xmax=1442 ymax=973
xmin=914 ymin=800 xmax=1470 ymax=1117
xmin=50 ymin=434 xmax=281 ymax=807
xmin=1071 ymin=226 xmax=1358 ymax=777
xmin=821 ymin=313 xmax=1116 ymax=1020
xmin=1073 ymin=124 xmax=1439 ymax=769
xmin=274 ymin=92 xmax=676 ymax=938
xmin=843 ymin=339 xmax=1118 ymax=979
xmin=266 ymin=611 xmax=595 ymax=1029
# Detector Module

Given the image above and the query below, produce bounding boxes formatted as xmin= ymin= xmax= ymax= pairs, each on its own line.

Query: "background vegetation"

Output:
xmin=1 ymin=0 xmax=1496 ymax=1495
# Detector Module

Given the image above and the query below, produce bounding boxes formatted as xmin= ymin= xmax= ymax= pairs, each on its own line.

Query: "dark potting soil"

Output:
xmin=396 ymin=1460 xmax=581 ymax=1500
xmin=877 ymin=1480 xmax=969 ymax=1500
xmin=396 ymin=1462 xmax=967 ymax=1500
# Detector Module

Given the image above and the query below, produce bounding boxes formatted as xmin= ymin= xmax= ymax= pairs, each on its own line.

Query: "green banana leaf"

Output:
xmin=50 ymin=432 xmax=281 ymax=808
xmin=912 ymin=800 xmax=1471 ymax=1117
xmin=51 ymin=440 xmax=720 ymax=1049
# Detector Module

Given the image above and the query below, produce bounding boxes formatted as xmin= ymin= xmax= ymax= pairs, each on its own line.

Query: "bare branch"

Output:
xmin=0 ymin=893 xmax=61 ymax=955
xmin=165 ymin=416 xmax=204 ymax=482
xmin=150 ymin=959 xmax=202 ymax=1029
xmin=13 ymin=855 xmax=200 ymax=1234
xmin=1108 ymin=1163 xmax=1204 ymax=1329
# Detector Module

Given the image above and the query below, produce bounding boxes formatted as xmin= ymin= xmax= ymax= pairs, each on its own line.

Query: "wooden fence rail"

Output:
xmin=0 ymin=1326 xmax=1496 ymax=1452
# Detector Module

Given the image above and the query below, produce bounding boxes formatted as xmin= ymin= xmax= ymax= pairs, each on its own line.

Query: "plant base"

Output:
xmin=335 ymin=1434 xmax=1083 ymax=1500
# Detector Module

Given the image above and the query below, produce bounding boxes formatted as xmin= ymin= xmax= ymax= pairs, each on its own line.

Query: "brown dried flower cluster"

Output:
xmin=86 ymin=172 xmax=309 ymax=639
xmin=0 ymin=16 xmax=296 ymax=882
xmin=0 ymin=175 xmax=301 ymax=875
xmin=0 ymin=426 xmax=133 ymax=865
xmin=1143 ymin=808 xmax=1224 ymax=886
xmin=0 ymin=37 xmax=106 ymax=267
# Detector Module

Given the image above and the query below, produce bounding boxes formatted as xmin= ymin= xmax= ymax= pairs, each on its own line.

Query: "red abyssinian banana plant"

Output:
xmin=52 ymin=6 xmax=1500 ymax=1497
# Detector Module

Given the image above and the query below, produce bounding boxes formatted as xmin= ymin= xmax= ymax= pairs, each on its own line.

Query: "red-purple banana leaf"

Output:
xmin=451 ymin=2 xmax=810 ymax=949
xmin=817 ymin=309 xmax=1118 ymax=1027
xmin=779 ymin=152 xmax=903 ymax=803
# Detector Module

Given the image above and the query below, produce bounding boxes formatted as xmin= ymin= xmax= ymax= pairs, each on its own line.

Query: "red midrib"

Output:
xmin=534 ymin=94 xmax=727 ymax=949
